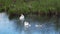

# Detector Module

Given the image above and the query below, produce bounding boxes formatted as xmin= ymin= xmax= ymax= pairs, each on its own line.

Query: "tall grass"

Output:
xmin=0 ymin=0 xmax=60 ymax=15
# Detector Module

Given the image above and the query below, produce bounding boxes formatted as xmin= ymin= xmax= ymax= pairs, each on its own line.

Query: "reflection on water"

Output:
xmin=0 ymin=13 xmax=20 ymax=34
xmin=0 ymin=12 xmax=60 ymax=34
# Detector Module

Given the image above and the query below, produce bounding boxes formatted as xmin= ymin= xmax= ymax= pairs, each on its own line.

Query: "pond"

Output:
xmin=0 ymin=12 xmax=60 ymax=34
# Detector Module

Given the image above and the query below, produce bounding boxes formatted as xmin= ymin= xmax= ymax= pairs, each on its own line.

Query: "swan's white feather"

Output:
xmin=19 ymin=14 xmax=24 ymax=21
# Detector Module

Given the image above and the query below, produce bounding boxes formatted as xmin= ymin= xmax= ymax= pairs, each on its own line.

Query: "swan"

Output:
xmin=19 ymin=14 xmax=25 ymax=21
xmin=24 ymin=21 xmax=31 ymax=28
xmin=19 ymin=14 xmax=31 ymax=29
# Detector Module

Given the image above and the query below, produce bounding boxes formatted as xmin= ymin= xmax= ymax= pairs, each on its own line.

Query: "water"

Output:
xmin=0 ymin=12 xmax=60 ymax=34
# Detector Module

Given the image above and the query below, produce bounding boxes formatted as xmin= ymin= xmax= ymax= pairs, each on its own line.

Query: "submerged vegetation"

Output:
xmin=0 ymin=0 xmax=60 ymax=16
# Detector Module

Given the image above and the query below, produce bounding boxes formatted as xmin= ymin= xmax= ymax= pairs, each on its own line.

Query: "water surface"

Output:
xmin=0 ymin=12 xmax=60 ymax=34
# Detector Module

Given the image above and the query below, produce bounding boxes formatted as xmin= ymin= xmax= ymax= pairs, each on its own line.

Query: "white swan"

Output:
xmin=19 ymin=14 xmax=31 ymax=29
xmin=19 ymin=14 xmax=24 ymax=21
xmin=24 ymin=21 xmax=31 ymax=28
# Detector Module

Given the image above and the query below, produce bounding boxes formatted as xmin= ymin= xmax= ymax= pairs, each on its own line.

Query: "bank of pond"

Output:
xmin=0 ymin=0 xmax=60 ymax=17
xmin=0 ymin=8 xmax=60 ymax=18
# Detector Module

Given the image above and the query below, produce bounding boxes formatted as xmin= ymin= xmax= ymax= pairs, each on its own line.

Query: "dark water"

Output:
xmin=0 ymin=12 xmax=60 ymax=34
